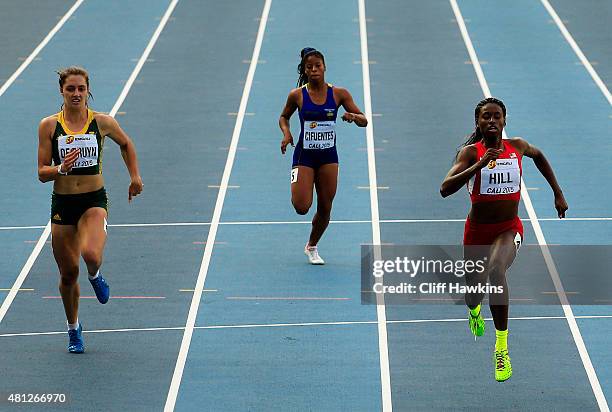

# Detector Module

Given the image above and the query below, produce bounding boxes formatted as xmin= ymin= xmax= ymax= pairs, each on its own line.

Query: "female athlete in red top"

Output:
xmin=440 ymin=97 xmax=567 ymax=381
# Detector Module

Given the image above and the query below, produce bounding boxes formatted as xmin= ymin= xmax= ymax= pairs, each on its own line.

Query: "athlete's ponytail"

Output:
xmin=455 ymin=97 xmax=506 ymax=159
xmin=297 ymin=47 xmax=326 ymax=87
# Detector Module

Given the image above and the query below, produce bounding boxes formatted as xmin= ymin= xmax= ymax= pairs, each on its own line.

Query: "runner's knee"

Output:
xmin=293 ymin=202 xmax=310 ymax=215
xmin=59 ymin=265 xmax=79 ymax=285
xmin=81 ymin=249 xmax=102 ymax=269
xmin=487 ymin=262 xmax=506 ymax=284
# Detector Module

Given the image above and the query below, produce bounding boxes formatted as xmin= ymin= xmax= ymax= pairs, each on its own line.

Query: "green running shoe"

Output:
xmin=494 ymin=349 xmax=512 ymax=382
xmin=468 ymin=306 xmax=485 ymax=337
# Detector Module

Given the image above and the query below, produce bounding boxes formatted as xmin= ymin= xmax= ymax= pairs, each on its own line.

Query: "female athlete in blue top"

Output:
xmin=279 ymin=48 xmax=367 ymax=264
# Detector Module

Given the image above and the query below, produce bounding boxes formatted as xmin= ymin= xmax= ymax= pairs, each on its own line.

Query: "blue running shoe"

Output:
xmin=68 ymin=324 xmax=84 ymax=354
xmin=89 ymin=274 xmax=110 ymax=304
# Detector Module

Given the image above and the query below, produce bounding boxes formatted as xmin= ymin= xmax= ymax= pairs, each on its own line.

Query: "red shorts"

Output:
xmin=463 ymin=216 xmax=524 ymax=247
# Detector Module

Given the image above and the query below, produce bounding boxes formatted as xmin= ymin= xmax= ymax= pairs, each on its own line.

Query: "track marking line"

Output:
xmin=42 ymin=296 xmax=166 ymax=299
xmin=0 ymin=0 xmax=86 ymax=326
xmin=192 ymin=241 xmax=227 ymax=245
xmin=0 ymin=289 xmax=34 ymax=292
xmin=220 ymin=219 xmax=371 ymax=225
xmin=2 ymin=314 xmax=612 ymax=339
xmin=358 ymin=0 xmax=392 ymax=409
xmin=540 ymin=0 xmax=612 ymax=106
xmin=0 ymin=226 xmax=46 ymax=230
xmin=450 ymin=1 xmax=608 ymax=410
xmin=2 ymin=216 xmax=610 ymax=231
xmin=0 ymin=0 xmax=84 ymax=98
xmin=0 ymin=225 xmax=50 ymax=325
xmin=164 ymin=1 xmax=272 ymax=410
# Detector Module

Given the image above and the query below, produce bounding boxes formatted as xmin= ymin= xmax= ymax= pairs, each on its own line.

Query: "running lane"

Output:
xmin=459 ymin=0 xmax=611 ymax=405
xmin=0 ymin=0 xmax=73 ymax=83
xmin=368 ymin=0 xmax=598 ymax=410
xmin=0 ymin=0 xmax=75 ymax=304
xmin=0 ymin=1 xmax=252 ymax=410
xmin=173 ymin=0 xmax=382 ymax=410
xmin=548 ymin=0 xmax=612 ymax=90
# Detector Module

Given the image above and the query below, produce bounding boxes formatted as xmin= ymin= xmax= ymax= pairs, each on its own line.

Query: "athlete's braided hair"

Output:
xmin=297 ymin=47 xmax=326 ymax=87
xmin=456 ymin=97 xmax=506 ymax=158
xmin=57 ymin=66 xmax=94 ymax=102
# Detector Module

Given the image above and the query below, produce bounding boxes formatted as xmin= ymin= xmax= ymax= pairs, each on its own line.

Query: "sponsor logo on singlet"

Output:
xmin=303 ymin=120 xmax=336 ymax=150
xmin=58 ymin=133 xmax=99 ymax=169
xmin=479 ymin=157 xmax=520 ymax=195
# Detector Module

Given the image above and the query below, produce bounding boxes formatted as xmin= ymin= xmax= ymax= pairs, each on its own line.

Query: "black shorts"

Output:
xmin=51 ymin=188 xmax=108 ymax=225
xmin=292 ymin=144 xmax=339 ymax=169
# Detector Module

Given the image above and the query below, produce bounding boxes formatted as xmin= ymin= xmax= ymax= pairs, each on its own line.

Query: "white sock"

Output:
xmin=67 ymin=319 xmax=79 ymax=330
xmin=88 ymin=270 xmax=100 ymax=281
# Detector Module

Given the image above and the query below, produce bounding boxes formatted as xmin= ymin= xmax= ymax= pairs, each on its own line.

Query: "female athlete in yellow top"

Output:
xmin=37 ymin=66 xmax=143 ymax=353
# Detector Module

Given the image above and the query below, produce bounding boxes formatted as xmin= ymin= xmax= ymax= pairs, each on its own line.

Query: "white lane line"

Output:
xmin=163 ymin=1 xmax=272 ymax=410
xmin=0 ymin=224 xmax=51 ymax=325
xmin=2 ymin=216 xmax=611 ymax=231
xmin=0 ymin=326 xmax=185 ymax=338
xmin=2 ymin=314 xmax=611 ymax=338
xmin=0 ymin=0 xmax=84 ymax=98
xmin=220 ymin=219 xmax=372 ymax=225
xmin=0 ymin=226 xmax=50 ymax=326
xmin=383 ymin=217 xmax=612 ymax=223
xmin=110 ymin=222 xmax=211 ymax=228
xmin=42 ymin=296 xmax=166 ymax=299
xmin=0 ymin=289 xmax=34 ymax=292
xmin=358 ymin=0 xmax=392 ymax=410
xmin=108 ymin=0 xmax=179 ymax=117
xmin=0 ymin=226 xmax=46 ymax=230
xmin=540 ymin=0 xmax=612 ymax=106
xmin=449 ymin=1 xmax=608 ymax=410
xmin=0 ymin=0 xmax=180 ymax=327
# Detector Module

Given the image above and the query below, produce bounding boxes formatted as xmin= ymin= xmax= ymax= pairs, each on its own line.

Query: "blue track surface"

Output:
xmin=0 ymin=0 xmax=610 ymax=410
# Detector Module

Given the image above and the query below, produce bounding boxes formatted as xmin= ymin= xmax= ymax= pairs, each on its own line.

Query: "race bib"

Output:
xmin=58 ymin=133 xmax=99 ymax=169
xmin=479 ymin=158 xmax=520 ymax=195
xmin=291 ymin=167 xmax=298 ymax=183
xmin=303 ymin=120 xmax=335 ymax=150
